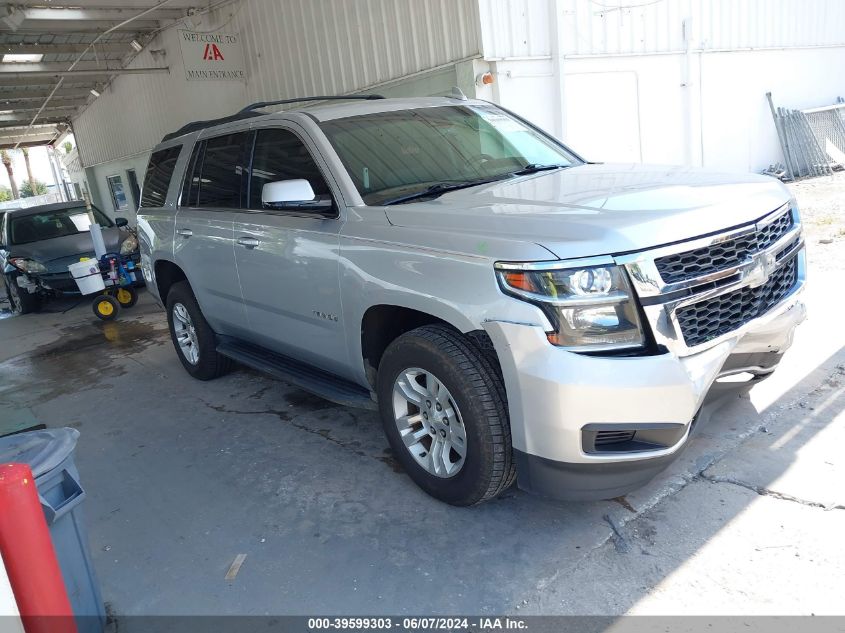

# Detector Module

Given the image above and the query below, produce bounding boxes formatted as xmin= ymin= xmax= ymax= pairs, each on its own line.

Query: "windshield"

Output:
xmin=320 ymin=105 xmax=581 ymax=205
xmin=9 ymin=206 xmax=113 ymax=246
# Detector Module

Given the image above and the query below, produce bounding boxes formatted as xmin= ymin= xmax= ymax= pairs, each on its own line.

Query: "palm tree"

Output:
xmin=1 ymin=150 xmax=19 ymax=200
xmin=21 ymin=148 xmax=35 ymax=189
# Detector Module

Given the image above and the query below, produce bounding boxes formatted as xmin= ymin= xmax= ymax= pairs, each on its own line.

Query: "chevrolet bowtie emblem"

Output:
xmin=746 ymin=251 xmax=777 ymax=288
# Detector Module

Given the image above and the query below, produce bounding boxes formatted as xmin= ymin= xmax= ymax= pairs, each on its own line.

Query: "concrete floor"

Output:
xmin=0 ymin=179 xmax=842 ymax=620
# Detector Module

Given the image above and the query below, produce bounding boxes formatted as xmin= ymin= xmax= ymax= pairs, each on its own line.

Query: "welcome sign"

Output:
xmin=179 ymin=30 xmax=246 ymax=81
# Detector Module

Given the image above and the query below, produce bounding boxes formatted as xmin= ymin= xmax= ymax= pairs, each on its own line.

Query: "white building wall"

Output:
xmin=476 ymin=0 xmax=845 ymax=172
xmin=480 ymin=0 xmax=845 ymax=57
xmin=73 ymin=0 xmax=483 ymax=170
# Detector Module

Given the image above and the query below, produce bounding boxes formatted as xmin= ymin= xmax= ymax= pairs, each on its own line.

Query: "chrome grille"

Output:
xmin=675 ymin=256 xmax=798 ymax=347
xmin=654 ymin=209 xmax=794 ymax=285
xmin=758 ymin=210 xmax=794 ymax=250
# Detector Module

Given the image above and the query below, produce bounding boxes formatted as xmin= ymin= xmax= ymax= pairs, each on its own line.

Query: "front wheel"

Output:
xmin=92 ymin=294 xmax=120 ymax=320
xmin=376 ymin=325 xmax=515 ymax=506
xmin=4 ymin=273 xmax=41 ymax=315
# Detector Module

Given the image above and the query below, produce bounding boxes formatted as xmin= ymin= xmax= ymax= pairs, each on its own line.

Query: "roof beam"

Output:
xmin=1 ymin=136 xmax=63 ymax=149
xmin=0 ymin=61 xmax=128 ymax=73
xmin=0 ymin=123 xmax=65 ymax=133
xmin=0 ymin=115 xmax=70 ymax=125
xmin=0 ymin=91 xmax=92 ymax=103
xmin=0 ymin=76 xmax=111 ymax=87
xmin=1 ymin=103 xmax=84 ymax=113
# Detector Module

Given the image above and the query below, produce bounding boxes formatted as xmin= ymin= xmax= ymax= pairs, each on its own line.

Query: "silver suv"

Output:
xmin=138 ymin=95 xmax=806 ymax=506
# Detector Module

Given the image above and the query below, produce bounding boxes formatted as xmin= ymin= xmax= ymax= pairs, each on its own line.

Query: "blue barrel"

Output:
xmin=0 ymin=428 xmax=105 ymax=633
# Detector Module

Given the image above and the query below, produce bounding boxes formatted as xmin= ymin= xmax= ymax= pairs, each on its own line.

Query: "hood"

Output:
xmin=383 ymin=163 xmax=791 ymax=260
xmin=10 ymin=227 xmax=126 ymax=274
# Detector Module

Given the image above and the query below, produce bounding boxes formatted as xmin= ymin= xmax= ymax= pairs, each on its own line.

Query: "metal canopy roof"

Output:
xmin=0 ymin=0 xmax=224 ymax=149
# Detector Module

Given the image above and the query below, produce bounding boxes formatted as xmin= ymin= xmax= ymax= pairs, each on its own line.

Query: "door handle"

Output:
xmin=237 ymin=237 xmax=260 ymax=249
xmin=176 ymin=228 xmax=193 ymax=238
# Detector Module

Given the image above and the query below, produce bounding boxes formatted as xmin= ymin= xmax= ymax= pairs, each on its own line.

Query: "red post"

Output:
xmin=0 ymin=463 xmax=77 ymax=633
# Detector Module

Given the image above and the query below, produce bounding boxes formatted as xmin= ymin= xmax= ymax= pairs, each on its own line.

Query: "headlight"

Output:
xmin=119 ymin=234 xmax=139 ymax=255
xmin=9 ymin=257 xmax=47 ymax=274
xmin=495 ymin=260 xmax=645 ymax=351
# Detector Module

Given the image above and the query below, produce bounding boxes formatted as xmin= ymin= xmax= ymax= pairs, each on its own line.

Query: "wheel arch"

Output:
xmin=359 ymin=303 xmax=500 ymax=390
xmin=153 ymin=259 xmax=188 ymax=303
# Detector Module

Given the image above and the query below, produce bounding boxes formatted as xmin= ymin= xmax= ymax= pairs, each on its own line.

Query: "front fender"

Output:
xmin=339 ymin=235 xmax=550 ymax=385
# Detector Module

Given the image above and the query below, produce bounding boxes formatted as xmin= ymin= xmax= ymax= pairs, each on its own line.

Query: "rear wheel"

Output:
xmin=166 ymin=281 xmax=231 ymax=380
xmin=376 ymin=325 xmax=515 ymax=506
xmin=4 ymin=273 xmax=41 ymax=315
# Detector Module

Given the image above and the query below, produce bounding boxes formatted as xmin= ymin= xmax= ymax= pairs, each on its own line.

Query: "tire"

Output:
xmin=4 ymin=273 xmax=41 ymax=315
xmin=376 ymin=324 xmax=516 ymax=506
xmin=92 ymin=294 xmax=120 ymax=320
xmin=114 ymin=285 xmax=138 ymax=308
xmin=165 ymin=280 xmax=231 ymax=380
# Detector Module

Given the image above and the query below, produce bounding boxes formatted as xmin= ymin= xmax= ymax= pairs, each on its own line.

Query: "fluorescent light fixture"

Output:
xmin=2 ymin=53 xmax=43 ymax=63
xmin=130 ymin=40 xmax=143 ymax=52
xmin=90 ymin=89 xmax=100 ymax=98
xmin=0 ymin=110 xmax=12 ymax=115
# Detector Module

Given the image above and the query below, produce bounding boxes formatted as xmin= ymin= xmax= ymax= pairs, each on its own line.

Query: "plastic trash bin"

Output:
xmin=0 ymin=428 xmax=105 ymax=633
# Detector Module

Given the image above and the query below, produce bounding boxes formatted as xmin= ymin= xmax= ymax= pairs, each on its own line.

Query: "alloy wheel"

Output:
xmin=172 ymin=302 xmax=200 ymax=365
xmin=392 ymin=368 xmax=467 ymax=478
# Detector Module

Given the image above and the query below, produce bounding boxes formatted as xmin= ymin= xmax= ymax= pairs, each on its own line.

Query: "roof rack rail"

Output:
xmin=239 ymin=94 xmax=385 ymax=114
xmin=159 ymin=94 xmax=386 ymax=143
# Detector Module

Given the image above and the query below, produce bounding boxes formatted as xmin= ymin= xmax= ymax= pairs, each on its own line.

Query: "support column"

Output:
xmin=549 ymin=0 xmax=567 ymax=141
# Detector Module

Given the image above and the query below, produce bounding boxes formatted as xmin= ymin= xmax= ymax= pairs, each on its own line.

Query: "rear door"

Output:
xmin=174 ymin=131 xmax=250 ymax=337
xmin=232 ymin=124 xmax=349 ymax=377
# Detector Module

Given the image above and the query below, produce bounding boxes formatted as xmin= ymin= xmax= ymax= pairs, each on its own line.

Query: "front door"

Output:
xmin=233 ymin=125 xmax=349 ymax=377
xmin=174 ymin=132 xmax=250 ymax=337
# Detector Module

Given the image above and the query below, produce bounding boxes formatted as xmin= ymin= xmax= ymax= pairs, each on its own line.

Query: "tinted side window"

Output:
xmin=249 ymin=129 xmax=330 ymax=210
xmin=140 ymin=146 xmax=182 ymax=208
xmin=197 ymin=132 xmax=249 ymax=208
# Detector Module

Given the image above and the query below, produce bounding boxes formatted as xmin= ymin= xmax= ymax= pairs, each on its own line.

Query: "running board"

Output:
xmin=216 ymin=338 xmax=377 ymax=410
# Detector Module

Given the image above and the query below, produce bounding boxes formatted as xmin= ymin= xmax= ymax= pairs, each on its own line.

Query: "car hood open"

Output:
xmin=383 ymin=163 xmax=792 ymax=261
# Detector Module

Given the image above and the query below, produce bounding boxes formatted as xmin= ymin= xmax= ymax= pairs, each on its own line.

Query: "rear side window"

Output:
xmin=197 ymin=132 xmax=250 ymax=208
xmin=140 ymin=146 xmax=181 ymax=208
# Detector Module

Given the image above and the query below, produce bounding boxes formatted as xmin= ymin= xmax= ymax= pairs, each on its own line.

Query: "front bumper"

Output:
xmin=484 ymin=284 xmax=806 ymax=501
xmin=23 ymin=252 xmax=143 ymax=295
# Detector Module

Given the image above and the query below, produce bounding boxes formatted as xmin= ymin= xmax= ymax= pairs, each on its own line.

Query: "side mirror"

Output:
xmin=262 ymin=179 xmax=334 ymax=215
xmin=115 ymin=217 xmax=129 ymax=227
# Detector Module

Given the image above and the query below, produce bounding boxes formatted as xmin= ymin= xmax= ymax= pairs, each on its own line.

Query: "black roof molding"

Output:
xmin=159 ymin=94 xmax=385 ymax=144
xmin=160 ymin=111 xmax=263 ymax=143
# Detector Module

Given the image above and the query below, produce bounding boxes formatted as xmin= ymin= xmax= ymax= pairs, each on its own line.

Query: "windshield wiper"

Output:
xmin=382 ymin=177 xmax=504 ymax=205
xmin=510 ymin=163 xmax=569 ymax=176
